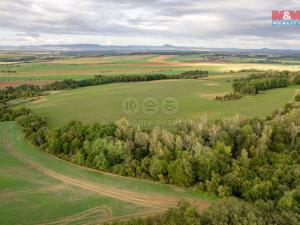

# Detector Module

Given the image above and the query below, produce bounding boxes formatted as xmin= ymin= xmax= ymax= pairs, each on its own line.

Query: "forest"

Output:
xmin=216 ymin=71 xmax=300 ymax=101
xmin=232 ymin=71 xmax=300 ymax=95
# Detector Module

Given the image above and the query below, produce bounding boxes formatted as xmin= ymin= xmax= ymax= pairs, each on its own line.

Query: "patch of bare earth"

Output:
xmin=198 ymin=92 xmax=229 ymax=100
xmin=203 ymin=82 xmax=219 ymax=86
xmin=148 ymin=55 xmax=175 ymax=62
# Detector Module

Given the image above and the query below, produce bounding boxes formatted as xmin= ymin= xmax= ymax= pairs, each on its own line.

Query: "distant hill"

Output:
xmin=1 ymin=44 xmax=300 ymax=54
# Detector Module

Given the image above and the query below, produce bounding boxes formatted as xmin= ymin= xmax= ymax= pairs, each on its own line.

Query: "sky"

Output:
xmin=1 ymin=0 xmax=300 ymax=49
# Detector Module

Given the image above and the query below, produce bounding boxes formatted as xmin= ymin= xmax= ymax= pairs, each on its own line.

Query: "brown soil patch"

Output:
xmin=32 ymin=97 xmax=47 ymax=104
xmin=208 ymin=74 xmax=246 ymax=79
xmin=203 ymin=82 xmax=219 ymax=86
xmin=198 ymin=92 xmax=229 ymax=100
xmin=46 ymin=57 xmax=107 ymax=65
xmin=148 ymin=55 xmax=175 ymax=63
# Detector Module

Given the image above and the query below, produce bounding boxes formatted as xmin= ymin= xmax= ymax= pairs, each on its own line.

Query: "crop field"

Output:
xmin=0 ymin=122 xmax=214 ymax=225
xmin=1 ymin=54 xmax=300 ymax=86
xmin=28 ymin=77 xmax=299 ymax=128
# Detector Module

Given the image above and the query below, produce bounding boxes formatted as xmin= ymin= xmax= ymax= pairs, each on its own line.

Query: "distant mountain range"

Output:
xmin=1 ymin=44 xmax=300 ymax=54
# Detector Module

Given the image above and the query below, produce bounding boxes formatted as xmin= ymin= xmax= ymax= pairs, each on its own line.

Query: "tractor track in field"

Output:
xmin=0 ymin=185 xmax=63 ymax=199
xmin=37 ymin=206 xmax=113 ymax=225
xmin=2 ymin=124 xmax=210 ymax=224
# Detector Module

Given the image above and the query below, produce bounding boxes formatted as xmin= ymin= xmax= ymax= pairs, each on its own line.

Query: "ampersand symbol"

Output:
xmin=283 ymin=11 xmax=292 ymax=20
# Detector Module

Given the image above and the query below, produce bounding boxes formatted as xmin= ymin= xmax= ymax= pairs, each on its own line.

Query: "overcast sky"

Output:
xmin=1 ymin=0 xmax=300 ymax=48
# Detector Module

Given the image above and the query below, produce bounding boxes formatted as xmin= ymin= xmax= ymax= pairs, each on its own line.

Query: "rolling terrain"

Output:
xmin=1 ymin=54 xmax=300 ymax=86
xmin=28 ymin=78 xmax=298 ymax=128
xmin=0 ymin=122 xmax=214 ymax=225
xmin=1 ymin=52 xmax=300 ymax=224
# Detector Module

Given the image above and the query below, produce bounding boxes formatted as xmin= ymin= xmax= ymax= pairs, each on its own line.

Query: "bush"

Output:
xmin=294 ymin=75 xmax=300 ymax=84
xmin=215 ymin=93 xmax=243 ymax=101
xmin=295 ymin=95 xmax=300 ymax=102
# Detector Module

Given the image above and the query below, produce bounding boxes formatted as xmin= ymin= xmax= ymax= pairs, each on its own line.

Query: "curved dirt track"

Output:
xmin=39 ymin=206 xmax=113 ymax=225
xmin=2 ymin=124 xmax=210 ymax=223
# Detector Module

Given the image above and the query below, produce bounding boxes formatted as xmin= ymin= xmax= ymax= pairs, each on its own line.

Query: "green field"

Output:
xmin=1 ymin=54 xmax=300 ymax=83
xmin=28 ymin=78 xmax=299 ymax=128
xmin=0 ymin=55 xmax=187 ymax=82
xmin=0 ymin=122 xmax=214 ymax=225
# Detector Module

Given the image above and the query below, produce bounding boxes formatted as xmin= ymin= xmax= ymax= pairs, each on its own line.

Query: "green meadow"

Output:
xmin=28 ymin=78 xmax=298 ymax=129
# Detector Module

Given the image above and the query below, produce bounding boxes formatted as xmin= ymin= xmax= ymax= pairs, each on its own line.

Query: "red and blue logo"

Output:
xmin=272 ymin=10 xmax=300 ymax=26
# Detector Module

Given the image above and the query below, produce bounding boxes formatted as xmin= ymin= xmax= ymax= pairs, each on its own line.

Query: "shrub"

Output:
xmin=295 ymin=95 xmax=300 ymax=102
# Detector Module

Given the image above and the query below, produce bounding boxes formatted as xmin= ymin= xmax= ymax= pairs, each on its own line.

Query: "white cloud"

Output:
xmin=0 ymin=0 xmax=299 ymax=48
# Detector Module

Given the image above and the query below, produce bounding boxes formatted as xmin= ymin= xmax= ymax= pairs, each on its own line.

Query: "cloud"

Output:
xmin=0 ymin=0 xmax=299 ymax=48
xmin=16 ymin=33 xmax=40 ymax=38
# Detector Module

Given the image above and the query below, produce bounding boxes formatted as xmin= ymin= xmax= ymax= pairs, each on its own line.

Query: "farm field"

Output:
xmin=28 ymin=78 xmax=299 ymax=129
xmin=0 ymin=122 xmax=214 ymax=225
xmin=1 ymin=54 xmax=300 ymax=86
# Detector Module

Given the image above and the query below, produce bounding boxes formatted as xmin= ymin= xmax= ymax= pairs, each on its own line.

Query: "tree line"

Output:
xmin=0 ymin=85 xmax=44 ymax=104
xmin=108 ymin=197 xmax=300 ymax=225
xmin=43 ymin=71 xmax=208 ymax=90
xmin=0 ymin=70 xmax=208 ymax=104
